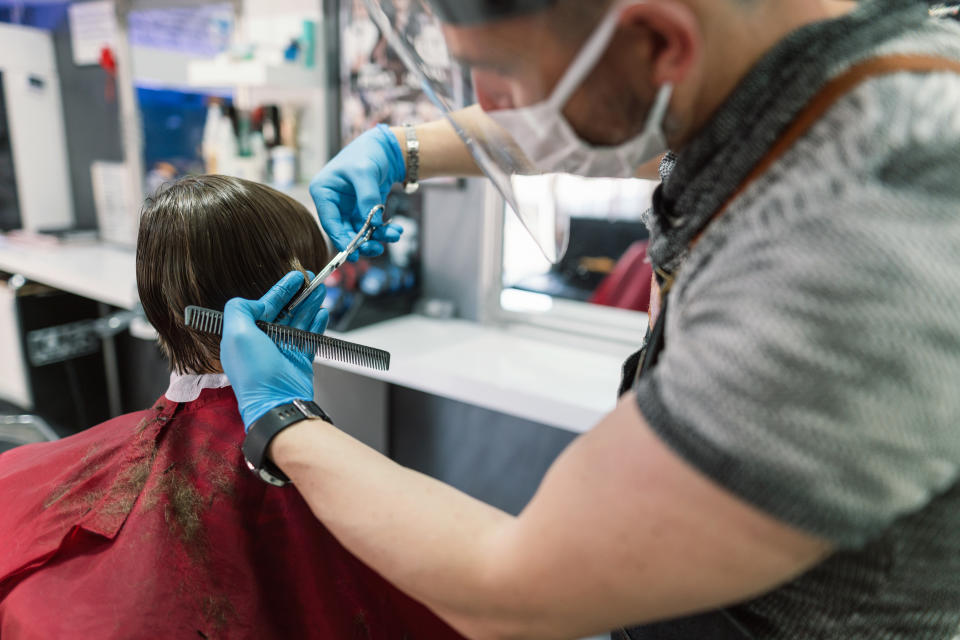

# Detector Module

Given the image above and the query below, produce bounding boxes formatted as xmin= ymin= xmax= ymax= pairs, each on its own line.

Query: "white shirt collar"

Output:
xmin=164 ymin=371 xmax=231 ymax=403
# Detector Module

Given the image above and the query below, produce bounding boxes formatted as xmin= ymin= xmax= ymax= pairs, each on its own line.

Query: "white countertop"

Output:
xmin=0 ymin=238 xmax=138 ymax=309
xmin=0 ymin=238 xmax=635 ymax=432
xmin=327 ymin=316 xmax=630 ymax=432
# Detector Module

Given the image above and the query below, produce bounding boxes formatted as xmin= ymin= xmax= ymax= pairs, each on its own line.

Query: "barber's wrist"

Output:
xmin=374 ymin=123 xmax=407 ymax=184
xmin=389 ymin=125 xmax=406 ymax=168
xmin=243 ymin=400 xmax=332 ymax=486
xmin=267 ymin=417 xmax=333 ymax=472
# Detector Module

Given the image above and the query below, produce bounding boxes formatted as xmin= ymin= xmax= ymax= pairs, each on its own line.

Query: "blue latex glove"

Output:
xmin=220 ymin=271 xmax=329 ymax=431
xmin=310 ymin=124 xmax=406 ymax=262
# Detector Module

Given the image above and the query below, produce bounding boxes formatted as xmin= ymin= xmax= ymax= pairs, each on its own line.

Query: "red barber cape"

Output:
xmin=0 ymin=387 xmax=463 ymax=640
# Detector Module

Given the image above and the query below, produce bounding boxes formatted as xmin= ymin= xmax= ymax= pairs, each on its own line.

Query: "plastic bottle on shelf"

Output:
xmin=201 ymin=101 xmax=224 ymax=173
xmin=271 ymin=146 xmax=297 ymax=190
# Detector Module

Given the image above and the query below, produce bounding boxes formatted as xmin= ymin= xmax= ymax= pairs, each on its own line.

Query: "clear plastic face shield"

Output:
xmin=362 ymin=0 xmax=671 ymax=263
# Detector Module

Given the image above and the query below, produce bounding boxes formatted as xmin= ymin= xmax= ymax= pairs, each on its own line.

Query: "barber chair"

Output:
xmin=0 ymin=413 xmax=58 ymax=454
xmin=511 ymin=217 xmax=649 ymax=303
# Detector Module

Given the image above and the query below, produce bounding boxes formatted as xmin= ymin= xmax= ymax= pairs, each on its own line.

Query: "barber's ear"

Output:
xmin=618 ymin=1 xmax=701 ymax=86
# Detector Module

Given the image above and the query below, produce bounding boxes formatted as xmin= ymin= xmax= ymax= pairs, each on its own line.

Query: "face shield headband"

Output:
xmin=427 ymin=0 xmax=559 ymax=25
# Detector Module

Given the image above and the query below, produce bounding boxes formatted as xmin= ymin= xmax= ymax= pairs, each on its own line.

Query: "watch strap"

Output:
xmin=402 ymin=123 xmax=420 ymax=194
xmin=242 ymin=399 xmax=332 ymax=486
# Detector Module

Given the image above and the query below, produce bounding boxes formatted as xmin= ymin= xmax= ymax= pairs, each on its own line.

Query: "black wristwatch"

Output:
xmin=242 ymin=399 xmax=332 ymax=487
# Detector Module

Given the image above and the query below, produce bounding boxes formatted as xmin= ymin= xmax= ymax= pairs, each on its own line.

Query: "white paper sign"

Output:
xmin=68 ymin=1 xmax=118 ymax=66
xmin=91 ymin=161 xmax=137 ymax=247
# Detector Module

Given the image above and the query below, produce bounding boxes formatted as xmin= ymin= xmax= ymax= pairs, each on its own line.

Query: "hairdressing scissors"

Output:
xmin=278 ymin=204 xmax=385 ymax=320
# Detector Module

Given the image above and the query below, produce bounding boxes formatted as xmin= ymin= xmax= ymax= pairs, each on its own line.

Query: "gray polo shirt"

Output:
xmin=628 ymin=2 xmax=960 ymax=638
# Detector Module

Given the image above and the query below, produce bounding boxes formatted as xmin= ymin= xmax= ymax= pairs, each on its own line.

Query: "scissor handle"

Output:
xmin=279 ymin=204 xmax=386 ymax=319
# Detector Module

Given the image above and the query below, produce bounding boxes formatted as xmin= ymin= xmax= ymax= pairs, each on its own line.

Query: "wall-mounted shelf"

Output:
xmin=187 ymin=59 xmax=322 ymax=89
xmin=131 ymin=47 xmax=229 ymax=94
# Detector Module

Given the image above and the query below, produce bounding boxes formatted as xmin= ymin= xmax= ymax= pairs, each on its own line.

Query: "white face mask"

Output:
xmin=487 ymin=2 xmax=673 ymax=179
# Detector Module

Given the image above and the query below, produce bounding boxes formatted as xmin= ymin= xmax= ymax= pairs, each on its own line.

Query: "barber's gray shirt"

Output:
xmin=631 ymin=2 xmax=960 ymax=638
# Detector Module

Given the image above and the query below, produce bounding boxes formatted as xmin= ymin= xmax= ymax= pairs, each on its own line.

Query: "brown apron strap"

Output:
xmin=711 ymin=54 xmax=960 ymax=228
xmin=652 ymin=53 xmax=960 ymax=315
xmin=640 ymin=54 xmax=960 ymax=370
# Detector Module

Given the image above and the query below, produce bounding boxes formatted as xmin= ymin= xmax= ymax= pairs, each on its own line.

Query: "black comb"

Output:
xmin=184 ymin=306 xmax=390 ymax=372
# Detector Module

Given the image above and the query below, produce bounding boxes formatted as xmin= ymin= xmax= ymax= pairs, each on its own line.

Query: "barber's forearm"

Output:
xmin=268 ymin=418 xmax=514 ymax=630
xmin=392 ymin=107 xmax=665 ymax=182
xmin=391 ymin=106 xmax=485 ymax=179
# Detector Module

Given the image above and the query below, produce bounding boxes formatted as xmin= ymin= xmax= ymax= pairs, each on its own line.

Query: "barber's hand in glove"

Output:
xmin=220 ymin=271 xmax=329 ymax=431
xmin=310 ymin=124 xmax=406 ymax=262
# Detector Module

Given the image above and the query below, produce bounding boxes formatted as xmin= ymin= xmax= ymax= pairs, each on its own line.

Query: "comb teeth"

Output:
xmin=185 ymin=306 xmax=224 ymax=336
xmin=183 ymin=306 xmax=390 ymax=371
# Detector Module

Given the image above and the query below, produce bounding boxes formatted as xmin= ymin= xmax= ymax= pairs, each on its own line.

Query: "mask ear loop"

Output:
xmin=642 ymin=83 xmax=674 ymax=134
xmin=547 ymin=6 xmax=624 ymax=108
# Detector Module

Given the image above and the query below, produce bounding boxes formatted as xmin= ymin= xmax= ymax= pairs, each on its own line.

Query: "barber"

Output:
xmin=221 ymin=1 xmax=960 ymax=638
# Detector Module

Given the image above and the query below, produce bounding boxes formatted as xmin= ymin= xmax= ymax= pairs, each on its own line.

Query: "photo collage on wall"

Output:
xmin=333 ymin=0 xmax=466 ymax=329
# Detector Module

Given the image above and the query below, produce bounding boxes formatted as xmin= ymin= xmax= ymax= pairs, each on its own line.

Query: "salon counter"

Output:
xmin=0 ymin=239 xmax=138 ymax=310
xmin=0 ymin=239 xmax=627 ymax=433
xmin=325 ymin=317 xmax=625 ymax=433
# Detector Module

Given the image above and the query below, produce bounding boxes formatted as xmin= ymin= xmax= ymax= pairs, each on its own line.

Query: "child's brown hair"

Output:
xmin=136 ymin=175 xmax=330 ymax=373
